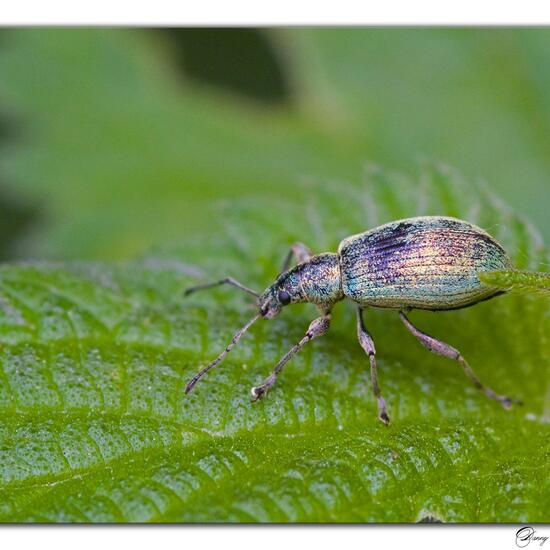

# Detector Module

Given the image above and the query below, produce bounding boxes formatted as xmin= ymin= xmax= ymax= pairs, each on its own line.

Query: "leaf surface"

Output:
xmin=479 ymin=270 xmax=550 ymax=297
xmin=0 ymin=168 xmax=548 ymax=522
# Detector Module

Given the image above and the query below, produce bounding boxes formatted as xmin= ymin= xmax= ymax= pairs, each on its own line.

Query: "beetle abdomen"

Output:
xmin=338 ymin=216 xmax=512 ymax=310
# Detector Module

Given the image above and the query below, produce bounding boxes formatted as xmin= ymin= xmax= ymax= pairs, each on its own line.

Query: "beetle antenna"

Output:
xmin=184 ymin=277 xmax=260 ymax=299
xmin=185 ymin=313 xmax=261 ymax=394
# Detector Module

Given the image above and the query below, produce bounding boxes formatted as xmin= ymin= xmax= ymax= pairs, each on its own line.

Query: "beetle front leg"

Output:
xmin=399 ymin=311 xmax=518 ymax=409
xmin=357 ymin=308 xmax=390 ymax=425
xmin=280 ymin=242 xmax=313 ymax=273
xmin=251 ymin=313 xmax=331 ymax=401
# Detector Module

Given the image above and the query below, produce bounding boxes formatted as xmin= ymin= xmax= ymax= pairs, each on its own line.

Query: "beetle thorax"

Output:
xmin=259 ymin=253 xmax=344 ymax=319
xmin=293 ymin=253 xmax=343 ymax=306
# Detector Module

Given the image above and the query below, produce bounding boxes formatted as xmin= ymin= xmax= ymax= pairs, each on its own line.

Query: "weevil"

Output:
xmin=184 ymin=216 xmax=519 ymax=424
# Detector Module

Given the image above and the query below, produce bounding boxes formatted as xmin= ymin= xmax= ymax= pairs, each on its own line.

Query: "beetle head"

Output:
xmin=259 ymin=274 xmax=301 ymax=319
xmin=258 ymin=285 xmax=283 ymax=319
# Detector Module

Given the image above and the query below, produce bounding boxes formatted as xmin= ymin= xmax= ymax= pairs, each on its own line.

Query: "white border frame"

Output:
xmin=2 ymin=0 xmax=550 ymax=25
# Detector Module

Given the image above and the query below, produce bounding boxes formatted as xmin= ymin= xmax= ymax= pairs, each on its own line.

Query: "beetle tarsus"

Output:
xmin=250 ymin=387 xmax=260 ymax=401
xmin=501 ymin=397 xmax=513 ymax=410
xmin=250 ymin=385 xmax=265 ymax=402
xmin=377 ymin=396 xmax=390 ymax=425
xmin=496 ymin=394 xmax=520 ymax=410
xmin=250 ymin=374 xmax=276 ymax=401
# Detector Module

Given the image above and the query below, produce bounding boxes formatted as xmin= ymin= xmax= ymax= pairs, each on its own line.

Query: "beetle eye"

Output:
xmin=278 ymin=290 xmax=291 ymax=305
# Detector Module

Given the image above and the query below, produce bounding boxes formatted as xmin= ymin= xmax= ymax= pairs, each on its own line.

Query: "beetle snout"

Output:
xmin=259 ymin=284 xmax=285 ymax=319
xmin=259 ymin=302 xmax=281 ymax=319
xmin=258 ymin=291 xmax=282 ymax=319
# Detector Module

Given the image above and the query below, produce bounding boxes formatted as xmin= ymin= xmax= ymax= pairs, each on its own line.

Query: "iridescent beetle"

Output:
xmin=185 ymin=216 xmax=518 ymax=424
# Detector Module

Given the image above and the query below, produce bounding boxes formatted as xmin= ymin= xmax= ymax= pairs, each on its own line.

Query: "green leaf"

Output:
xmin=0 ymin=166 xmax=548 ymax=522
xmin=479 ymin=270 xmax=550 ymax=297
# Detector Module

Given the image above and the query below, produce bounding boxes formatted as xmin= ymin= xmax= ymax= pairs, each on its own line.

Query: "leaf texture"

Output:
xmin=479 ymin=270 xmax=550 ymax=297
xmin=0 ymin=167 xmax=548 ymax=522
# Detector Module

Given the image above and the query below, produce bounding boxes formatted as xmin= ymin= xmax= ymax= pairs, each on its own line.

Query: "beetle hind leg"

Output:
xmin=357 ymin=308 xmax=390 ymax=425
xmin=399 ymin=311 xmax=518 ymax=409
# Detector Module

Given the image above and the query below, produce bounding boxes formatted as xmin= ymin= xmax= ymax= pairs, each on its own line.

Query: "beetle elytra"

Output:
xmin=184 ymin=216 xmax=518 ymax=424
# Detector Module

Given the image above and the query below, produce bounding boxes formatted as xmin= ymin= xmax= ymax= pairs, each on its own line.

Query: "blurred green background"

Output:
xmin=0 ymin=28 xmax=549 ymax=261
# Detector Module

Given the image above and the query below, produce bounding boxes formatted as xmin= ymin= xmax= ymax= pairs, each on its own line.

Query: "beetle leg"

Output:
xmin=357 ymin=308 xmax=390 ymax=425
xmin=184 ymin=277 xmax=260 ymax=299
xmin=399 ymin=311 xmax=517 ymax=409
xmin=280 ymin=242 xmax=313 ymax=273
xmin=250 ymin=313 xmax=331 ymax=401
